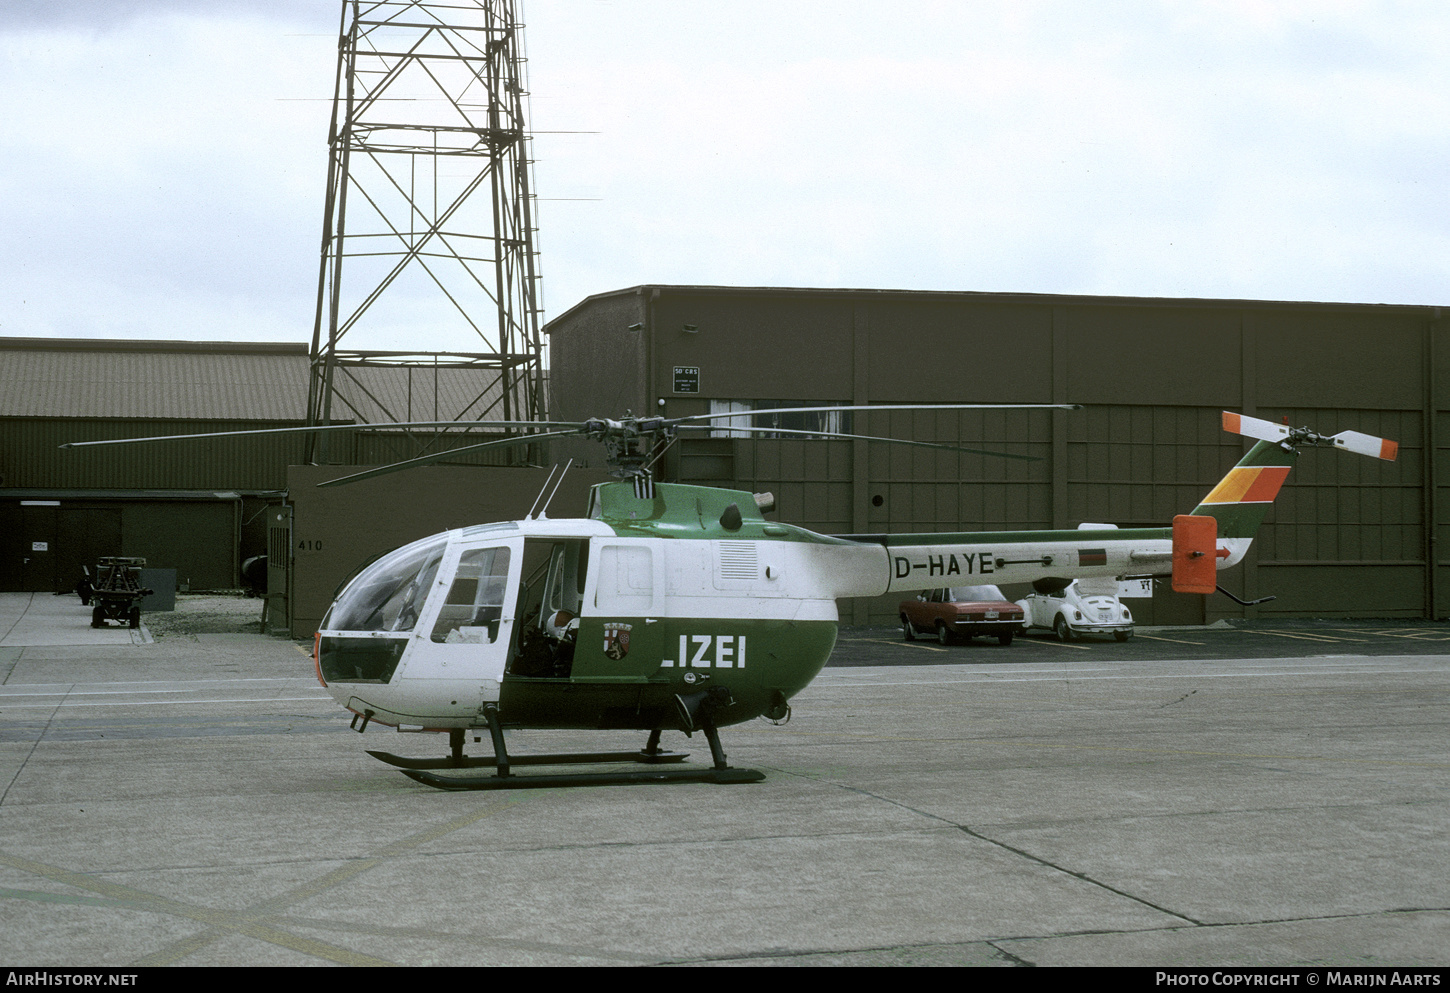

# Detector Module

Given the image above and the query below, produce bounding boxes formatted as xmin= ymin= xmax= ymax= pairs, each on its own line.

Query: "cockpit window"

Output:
xmin=430 ymin=546 xmax=512 ymax=644
xmin=324 ymin=534 xmax=448 ymax=633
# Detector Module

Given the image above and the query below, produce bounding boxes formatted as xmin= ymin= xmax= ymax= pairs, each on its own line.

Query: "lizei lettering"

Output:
xmin=660 ymin=634 xmax=747 ymax=668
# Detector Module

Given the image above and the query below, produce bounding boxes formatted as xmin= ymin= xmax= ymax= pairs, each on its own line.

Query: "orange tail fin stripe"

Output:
xmin=1201 ymin=465 xmax=1292 ymax=504
xmin=1381 ymin=439 xmax=1398 ymax=461
xmin=1240 ymin=465 xmax=1291 ymax=503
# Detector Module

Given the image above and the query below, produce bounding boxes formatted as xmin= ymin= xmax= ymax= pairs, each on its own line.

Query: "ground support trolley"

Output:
xmin=89 ymin=557 xmax=152 ymax=629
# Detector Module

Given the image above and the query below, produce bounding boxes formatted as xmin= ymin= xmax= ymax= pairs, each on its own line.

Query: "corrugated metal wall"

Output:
xmin=2 ymin=419 xmax=310 ymax=490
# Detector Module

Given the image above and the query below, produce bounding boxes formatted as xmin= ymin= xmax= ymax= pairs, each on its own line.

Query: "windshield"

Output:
xmin=324 ymin=533 xmax=448 ymax=633
xmin=949 ymin=585 xmax=1007 ymax=602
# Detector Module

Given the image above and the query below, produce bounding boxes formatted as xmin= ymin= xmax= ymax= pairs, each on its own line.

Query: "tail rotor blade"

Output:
xmin=1222 ymin=411 xmax=1290 ymax=444
xmin=1223 ymin=411 xmax=1399 ymax=462
xmin=1330 ymin=430 xmax=1398 ymax=461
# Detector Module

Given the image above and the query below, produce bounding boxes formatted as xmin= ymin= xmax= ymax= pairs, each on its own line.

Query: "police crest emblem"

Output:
xmin=603 ymin=622 xmax=632 ymax=659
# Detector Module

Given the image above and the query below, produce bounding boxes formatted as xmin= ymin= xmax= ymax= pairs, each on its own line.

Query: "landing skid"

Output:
xmin=366 ymin=748 xmax=691 ymax=771
xmin=401 ymin=765 xmax=765 ymax=791
xmin=379 ymin=709 xmax=765 ymax=791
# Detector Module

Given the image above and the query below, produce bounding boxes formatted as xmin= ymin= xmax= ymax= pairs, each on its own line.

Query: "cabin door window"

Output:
xmin=429 ymin=545 xmax=512 ymax=644
xmin=594 ymin=543 xmax=655 ymax=614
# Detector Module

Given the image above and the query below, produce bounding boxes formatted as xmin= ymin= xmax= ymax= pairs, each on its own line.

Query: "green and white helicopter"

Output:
xmin=65 ymin=407 xmax=1396 ymax=789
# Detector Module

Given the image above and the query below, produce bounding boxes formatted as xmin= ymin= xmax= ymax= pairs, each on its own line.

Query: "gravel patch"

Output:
xmin=144 ymin=593 xmax=268 ymax=638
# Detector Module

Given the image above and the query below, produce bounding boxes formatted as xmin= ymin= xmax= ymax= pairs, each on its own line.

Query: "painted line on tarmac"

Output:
xmin=0 ymin=697 xmax=329 ymax=709
xmin=830 ymin=663 xmax=1130 ymax=677
xmin=132 ymin=795 xmax=544 ymax=966
xmin=1337 ymin=628 xmax=1450 ymax=641
xmin=819 ymin=656 xmax=1418 ymax=680
xmin=817 ymin=666 xmax=1440 ymax=687
xmin=0 ymin=679 xmax=329 ymax=708
xmin=1133 ymin=633 xmax=1205 ymax=645
xmin=0 ymin=684 xmax=319 ymax=697
xmin=0 ymin=677 xmax=319 ymax=691
xmin=763 ymin=727 xmax=1450 ymax=770
xmin=1242 ymin=630 xmax=1372 ymax=643
xmin=841 ymin=637 xmax=949 ymax=652
xmin=0 ymin=795 xmax=556 ymax=968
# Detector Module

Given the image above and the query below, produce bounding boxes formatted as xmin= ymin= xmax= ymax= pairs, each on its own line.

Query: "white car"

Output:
xmin=1017 ymin=581 xmax=1134 ymax=642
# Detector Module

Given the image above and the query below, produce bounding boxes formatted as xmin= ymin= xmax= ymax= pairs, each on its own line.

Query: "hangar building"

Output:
xmin=545 ymin=285 xmax=1445 ymax=626
xmin=1 ymin=338 xmax=310 ymax=599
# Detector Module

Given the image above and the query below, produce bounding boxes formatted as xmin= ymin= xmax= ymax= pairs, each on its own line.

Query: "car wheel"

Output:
xmin=91 ymin=605 xmax=105 ymax=629
xmin=1115 ymin=630 xmax=1131 ymax=642
xmin=1054 ymin=615 xmax=1073 ymax=642
xmin=902 ymin=616 xmax=916 ymax=641
xmin=128 ymin=607 xmax=141 ymax=630
xmin=998 ymin=630 xmax=1014 ymax=646
xmin=936 ymin=623 xmax=953 ymax=646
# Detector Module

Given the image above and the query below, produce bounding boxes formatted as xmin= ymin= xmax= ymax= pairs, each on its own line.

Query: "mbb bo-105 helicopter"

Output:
xmin=64 ymin=407 xmax=1396 ymax=790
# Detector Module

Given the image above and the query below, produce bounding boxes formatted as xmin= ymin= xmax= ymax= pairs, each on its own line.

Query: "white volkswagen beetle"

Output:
xmin=1017 ymin=580 xmax=1134 ymax=642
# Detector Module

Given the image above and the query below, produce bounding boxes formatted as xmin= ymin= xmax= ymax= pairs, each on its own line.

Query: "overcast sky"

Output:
xmin=2 ymin=0 xmax=1447 ymax=352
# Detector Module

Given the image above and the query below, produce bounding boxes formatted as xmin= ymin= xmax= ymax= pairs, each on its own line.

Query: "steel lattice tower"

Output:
xmin=306 ymin=0 xmax=545 ymax=460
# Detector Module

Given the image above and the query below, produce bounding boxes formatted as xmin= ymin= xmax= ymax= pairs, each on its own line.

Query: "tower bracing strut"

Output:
xmin=306 ymin=0 xmax=546 ymax=462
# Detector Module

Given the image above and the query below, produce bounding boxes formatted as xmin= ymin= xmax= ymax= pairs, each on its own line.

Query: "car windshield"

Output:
xmin=950 ymin=585 xmax=1006 ymax=602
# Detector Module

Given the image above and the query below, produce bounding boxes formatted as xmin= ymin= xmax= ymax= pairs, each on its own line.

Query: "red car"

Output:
xmin=899 ymin=585 xmax=1025 ymax=646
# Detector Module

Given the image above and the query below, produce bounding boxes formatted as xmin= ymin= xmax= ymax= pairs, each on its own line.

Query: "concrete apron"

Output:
xmin=0 ymin=592 xmax=151 ymax=648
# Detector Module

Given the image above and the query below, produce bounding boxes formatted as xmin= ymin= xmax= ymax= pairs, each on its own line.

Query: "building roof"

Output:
xmin=0 ymin=338 xmax=518 ymax=423
xmin=544 ymin=283 xmax=1444 ymax=332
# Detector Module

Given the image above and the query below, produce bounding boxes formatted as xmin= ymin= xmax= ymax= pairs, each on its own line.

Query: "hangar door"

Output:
xmin=2 ymin=502 xmax=123 ymax=593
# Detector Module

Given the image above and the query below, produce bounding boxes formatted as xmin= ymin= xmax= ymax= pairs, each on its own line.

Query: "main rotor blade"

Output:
xmin=315 ymin=429 xmax=582 ymax=488
xmin=671 ymin=403 xmax=1081 ymax=426
xmin=675 ymin=424 xmax=1041 ymax=460
xmin=59 ymin=420 xmax=586 ymax=450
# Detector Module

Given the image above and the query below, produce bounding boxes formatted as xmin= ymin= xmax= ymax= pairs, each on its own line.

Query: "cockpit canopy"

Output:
xmin=323 ymin=533 xmax=448 ymax=634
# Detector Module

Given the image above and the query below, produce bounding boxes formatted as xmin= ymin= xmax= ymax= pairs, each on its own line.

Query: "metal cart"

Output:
xmin=90 ymin=557 xmax=153 ymax=629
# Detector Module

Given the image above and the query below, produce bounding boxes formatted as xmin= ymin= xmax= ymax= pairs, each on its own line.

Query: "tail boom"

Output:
xmin=834 ymin=413 xmax=1392 ymax=598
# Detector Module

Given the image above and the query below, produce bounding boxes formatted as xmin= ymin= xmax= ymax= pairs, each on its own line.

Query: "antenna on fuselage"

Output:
xmin=526 ymin=463 xmax=563 ymax=520
xmin=535 ymin=460 xmax=574 ymax=520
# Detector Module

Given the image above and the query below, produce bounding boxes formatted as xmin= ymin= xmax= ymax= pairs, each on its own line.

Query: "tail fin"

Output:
xmin=1166 ymin=439 xmax=1296 ymax=589
xmin=1192 ymin=438 xmax=1299 ymax=544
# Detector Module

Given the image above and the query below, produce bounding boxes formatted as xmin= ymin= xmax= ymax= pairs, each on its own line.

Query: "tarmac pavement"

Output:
xmin=0 ymin=592 xmax=151 ymax=648
xmin=0 ymin=593 xmax=1447 ymax=968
